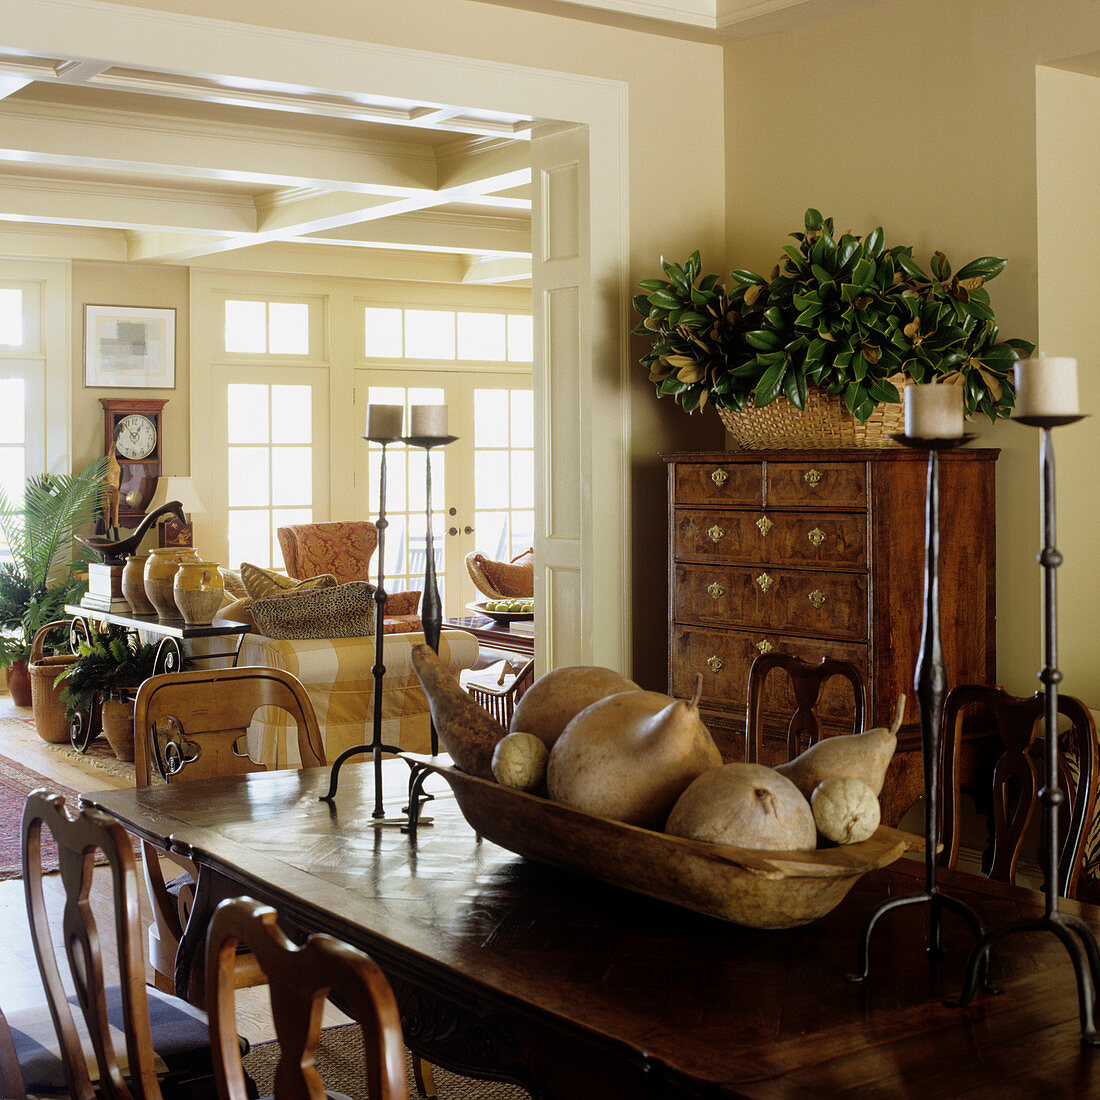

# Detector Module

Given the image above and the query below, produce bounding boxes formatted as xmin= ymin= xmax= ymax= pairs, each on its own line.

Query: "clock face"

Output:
xmin=115 ymin=413 xmax=157 ymax=460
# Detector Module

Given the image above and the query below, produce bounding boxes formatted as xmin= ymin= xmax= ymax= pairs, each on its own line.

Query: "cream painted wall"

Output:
xmin=1037 ymin=65 xmax=1100 ymax=702
xmin=95 ymin=0 xmax=728 ymax=688
xmin=70 ymin=261 xmax=190 ymax=479
xmin=725 ymin=0 xmax=1100 ymax=702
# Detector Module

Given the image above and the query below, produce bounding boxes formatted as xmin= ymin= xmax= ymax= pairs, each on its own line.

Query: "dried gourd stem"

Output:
xmin=689 ymin=673 xmax=704 ymax=711
xmin=755 ymin=787 xmax=778 ymax=817
xmin=890 ymin=693 xmax=907 ymax=736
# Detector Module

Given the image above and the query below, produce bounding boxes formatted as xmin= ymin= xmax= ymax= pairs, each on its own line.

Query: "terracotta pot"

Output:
xmin=173 ymin=560 xmax=224 ymax=625
xmin=121 ymin=554 xmax=156 ymax=615
xmin=6 ymin=658 xmax=31 ymax=707
xmin=101 ymin=696 xmax=135 ymax=762
xmin=144 ymin=547 xmax=199 ymax=619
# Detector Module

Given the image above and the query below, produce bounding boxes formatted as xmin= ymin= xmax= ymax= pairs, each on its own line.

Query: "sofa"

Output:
xmin=240 ymin=627 xmax=479 ymax=766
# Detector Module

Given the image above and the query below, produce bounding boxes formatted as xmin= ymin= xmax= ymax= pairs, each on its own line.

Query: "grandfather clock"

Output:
xmin=100 ymin=398 xmax=167 ymax=527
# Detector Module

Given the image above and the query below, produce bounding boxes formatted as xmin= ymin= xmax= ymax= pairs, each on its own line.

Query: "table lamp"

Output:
xmin=146 ymin=476 xmax=205 ymax=547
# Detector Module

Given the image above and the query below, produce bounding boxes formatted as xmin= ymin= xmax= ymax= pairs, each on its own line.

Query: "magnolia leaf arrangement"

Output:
xmin=634 ymin=209 xmax=1035 ymax=423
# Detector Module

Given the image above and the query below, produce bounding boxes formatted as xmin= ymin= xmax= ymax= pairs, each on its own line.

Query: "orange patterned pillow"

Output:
xmin=466 ymin=548 xmax=534 ymax=599
xmin=240 ymin=562 xmax=336 ymax=600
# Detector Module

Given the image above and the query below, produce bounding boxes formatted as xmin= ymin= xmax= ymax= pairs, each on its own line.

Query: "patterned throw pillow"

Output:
xmin=465 ymin=548 xmax=534 ymax=599
xmin=251 ymin=580 xmax=377 ymax=640
xmin=218 ymin=567 xmax=248 ymax=600
xmin=240 ymin=561 xmax=336 ymax=600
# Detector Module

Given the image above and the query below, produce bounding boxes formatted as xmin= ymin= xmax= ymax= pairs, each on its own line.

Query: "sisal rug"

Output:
xmin=2 ymin=709 xmax=136 ymax=782
xmin=0 ymin=755 xmax=73 ymax=879
xmin=241 ymin=1024 xmax=532 ymax=1099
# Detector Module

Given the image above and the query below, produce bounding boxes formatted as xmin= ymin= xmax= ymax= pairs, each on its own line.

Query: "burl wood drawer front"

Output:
xmin=674 ymin=509 xmax=867 ymax=568
xmin=674 ymin=462 xmax=762 ymax=506
xmin=764 ymin=461 xmax=868 ymax=510
xmin=670 ymin=626 xmax=869 ymax=719
xmin=673 ymin=563 xmax=868 ymax=641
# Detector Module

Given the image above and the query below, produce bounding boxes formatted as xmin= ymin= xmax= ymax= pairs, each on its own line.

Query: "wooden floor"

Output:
xmin=0 ymin=692 xmax=351 ymax=1044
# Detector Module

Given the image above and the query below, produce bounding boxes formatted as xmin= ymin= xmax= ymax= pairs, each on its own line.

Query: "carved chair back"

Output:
xmin=745 ymin=653 xmax=867 ymax=764
xmin=465 ymin=658 xmax=535 ymax=729
xmin=206 ymin=897 xmax=408 ymax=1100
xmin=940 ymin=684 xmax=1099 ymax=898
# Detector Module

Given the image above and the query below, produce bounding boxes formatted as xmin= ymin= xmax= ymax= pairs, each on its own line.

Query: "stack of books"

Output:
xmin=80 ymin=562 xmax=132 ymax=614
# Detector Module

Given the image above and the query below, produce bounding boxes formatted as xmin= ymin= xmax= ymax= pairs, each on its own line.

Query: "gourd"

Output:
xmin=775 ymin=694 xmax=906 ymax=800
xmin=491 ymin=732 xmax=549 ymax=792
xmin=510 ymin=665 xmax=640 ymax=749
xmin=411 ymin=644 xmax=505 ymax=779
xmin=546 ymin=676 xmax=721 ymax=829
xmin=810 ymin=777 xmax=880 ymax=844
xmin=666 ymin=763 xmax=817 ymax=851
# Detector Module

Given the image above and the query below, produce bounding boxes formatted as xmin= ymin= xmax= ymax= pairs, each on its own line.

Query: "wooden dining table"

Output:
xmin=83 ymin=761 xmax=1100 ymax=1098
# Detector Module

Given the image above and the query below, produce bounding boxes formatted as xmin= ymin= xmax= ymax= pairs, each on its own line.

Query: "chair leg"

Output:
xmin=412 ymin=1054 xmax=437 ymax=1098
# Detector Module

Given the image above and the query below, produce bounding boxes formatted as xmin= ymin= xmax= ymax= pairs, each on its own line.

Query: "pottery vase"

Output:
xmin=6 ymin=657 xmax=31 ymax=707
xmin=144 ymin=547 xmax=199 ymax=619
xmin=101 ymin=695 xmax=135 ymax=762
xmin=173 ymin=560 xmax=224 ymax=625
xmin=121 ymin=554 xmax=156 ymax=615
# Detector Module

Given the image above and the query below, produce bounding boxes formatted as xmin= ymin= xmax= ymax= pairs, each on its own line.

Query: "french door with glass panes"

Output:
xmin=353 ymin=371 xmax=533 ymax=617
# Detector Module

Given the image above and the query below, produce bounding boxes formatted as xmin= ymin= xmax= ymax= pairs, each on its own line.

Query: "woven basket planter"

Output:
xmin=716 ymin=377 xmax=908 ymax=450
xmin=28 ymin=620 xmax=77 ymax=744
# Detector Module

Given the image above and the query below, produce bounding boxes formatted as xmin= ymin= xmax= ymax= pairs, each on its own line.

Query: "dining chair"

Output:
xmin=17 ymin=788 xmax=220 ymax=1099
xmin=465 ymin=657 xmax=536 ymax=729
xmin=0 ymin=1005 xmax=27 ymax=1100
xmin=744 ymin=653 xmax=867 ymax=764
xmin=133 ymin=666 xmax=328 ymax=996
xmin=206 ymin=896 xmax=408 ymax=1100
xmin=940 ymin=683 xmax=1099 ymax=899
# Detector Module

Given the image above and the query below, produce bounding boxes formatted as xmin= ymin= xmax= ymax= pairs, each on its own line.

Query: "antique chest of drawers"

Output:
xmin=663 ymin=449 xmax=998 ymax=774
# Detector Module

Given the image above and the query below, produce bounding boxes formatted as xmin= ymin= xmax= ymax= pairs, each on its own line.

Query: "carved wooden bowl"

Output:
xmin=404 ymin=755 xmax=917 ymax=930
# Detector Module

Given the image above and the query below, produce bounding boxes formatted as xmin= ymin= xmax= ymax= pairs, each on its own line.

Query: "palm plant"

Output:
xmin=0 ymin=458 xmax=108 ymax=668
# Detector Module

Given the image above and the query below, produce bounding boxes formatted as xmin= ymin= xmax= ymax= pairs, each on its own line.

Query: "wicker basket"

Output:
xmin=717 ymin=377 xmax=908 ymax=450
xmin=28 ymin=619 xmax=77 ymax=744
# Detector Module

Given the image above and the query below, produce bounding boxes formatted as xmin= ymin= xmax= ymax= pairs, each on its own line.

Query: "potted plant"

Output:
xmin=0 ymin=459 xmax=107 ymax=707
xmin=54 ymin=623 xmax=161 ymax=761
xmin=633 ymin=209 xmax=1034 ymax=445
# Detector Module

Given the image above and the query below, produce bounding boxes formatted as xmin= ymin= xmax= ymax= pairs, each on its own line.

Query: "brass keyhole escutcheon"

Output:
xmin=707 ymin=581 xmax=724 ymax=601
xmin=804 ymin=468 xmax=822 ymax=488
xmin=711 ymin=469 xmax=729 ymax=486
xmin=707 ymin=525 xmax=725 ymax=543
xmin=756 ymin=639 xmax=774 ymax=655
xmin=808 ymin=589 xmax=827 ymax=609
xmin=756 ymin=515 xmax=774 ymax=537
xmin=756 ymin=572 xmax=774 ymax=594
xmin=808 ymin=527 xmax=826 ymax=547
xmin=706 ymin=655 xmax=723 ymax=673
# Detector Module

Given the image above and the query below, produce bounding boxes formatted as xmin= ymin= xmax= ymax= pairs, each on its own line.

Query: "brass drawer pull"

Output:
xmin=707 ymin=581 xmax=724 ymax=600
xmin=756 ymin=572 xmax=774 ymax=594
xmin=803 ymin=468 xmax=822 ymax=488
xmin=808 ymin=589 xmax=827 ymax=610
xmin=711 ymin=469 xmax=728 ymax=486
xmin=808 ymin=527 xmax=827 ymax=547
xmin=756 ymin=639 xmax=774 ymax=655
xmin=756 ymin=515 xmax=773 ymax=537
xmin=706 ymin=655 xmax=723 ymax=673
xmin=707 ymin=524 xmax=725 ymax=543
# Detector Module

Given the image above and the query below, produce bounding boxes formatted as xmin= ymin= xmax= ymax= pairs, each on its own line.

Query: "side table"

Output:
xmin=442 ymin=614 xmax=534 ymax=663
xmin=62 ymin=604 xmax=251 ymax=751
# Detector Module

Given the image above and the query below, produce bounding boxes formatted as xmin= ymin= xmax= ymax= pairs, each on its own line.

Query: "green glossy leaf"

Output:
xmin=646 ymin=290 xmax=682 ymax=310
xmin=730 ymin=268 xmax=766 ymax=286
xmin=745 ymin=330 xmax=782 ymax=351
xmin=955 ymin=256 xmax=1007 ymax=281
xmin=762 ymin=307 xmax=785 ymax=329
xmin=811 ymin=263 xmax=834 ymax=285
xmin=664 ymin=262 xmax=690 ymax=293
xmin=851 ymin=258 xmax=874 ymax=286
xmin=865 ymin=227 xmax=884 ymax=256
xmin=931 ymin=250 xmax=951 ymax=281
xmin=754 ymin=359 xmax=787 ymax=406
xmin=659 ymin=377 xmax=687 ymax=395
xmin=896 ymin=253 xmax=930 ymax=281
xmin=638 ymin=279 xmax=670 ymax=292
xmin=804 ymin=208 xmax=824 ymax=231
xmin=795 ymin=304 xmax=823 ymax=328
xmin=780 ymin=246 xmax=807 ymax=271
xmin=685 ymin=250 xmax=701 ymax=280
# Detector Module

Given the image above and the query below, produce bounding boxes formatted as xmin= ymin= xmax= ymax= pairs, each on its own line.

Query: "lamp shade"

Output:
xmin=146 ymin=476 xmax=206 ymax=515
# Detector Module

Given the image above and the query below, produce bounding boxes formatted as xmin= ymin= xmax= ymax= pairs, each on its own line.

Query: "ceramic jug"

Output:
xmin=121 ymin=554 xmax=156 ymax=615
xmin=173 ymin=560 xmax=224 ymax=625
xmin=144 ymin=547 xmax=199 ymax=619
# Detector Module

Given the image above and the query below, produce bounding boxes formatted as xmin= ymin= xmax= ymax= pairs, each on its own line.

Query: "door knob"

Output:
xmin=464 ymin=525 xmax=474 ymax=534
xmin=448 ymin=527 xmax=458 ymax=536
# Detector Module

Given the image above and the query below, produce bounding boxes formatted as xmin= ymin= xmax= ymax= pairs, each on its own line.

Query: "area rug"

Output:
xmin=0 ymin=755 xmax=74 ymax=879
xmin=241 ymin=1023 xmax=531 ymax=1099
xmin=2 ymin=709 xmax=135 ymax=783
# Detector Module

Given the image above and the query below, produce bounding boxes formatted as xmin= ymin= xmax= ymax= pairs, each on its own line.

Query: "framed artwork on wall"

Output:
xmin=84 ymin=305 xmax=176 ymax=389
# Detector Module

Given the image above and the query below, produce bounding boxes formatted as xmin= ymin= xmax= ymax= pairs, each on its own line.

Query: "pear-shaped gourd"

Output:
xmin=811 ymin=777 xmax=880 ymax=845
xmin=491 ymin=732 xmax=549 ymax=792
xmin=411 ymin=644 xmax=505 ymax=779
xmin=546 ymin=676 xmax=722 ymax=829
xmin=510 ymin=665 xmax=640 ymax=749
xmin=776 ymin=694 xmax=906 ymax=800
xmin=666 ymin=764 xmax=817 ymax=851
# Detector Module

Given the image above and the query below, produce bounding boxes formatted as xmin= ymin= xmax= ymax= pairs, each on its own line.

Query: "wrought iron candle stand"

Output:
xmin=321 ymin=434 xmax=411 ymax=823
xmin=403 ymin=432 xmax=458 ymax=758
xmin=948 ymin=415 xmax=1100 ymax=1045
xmin=848 ymin=433 xmax=987 ymax=983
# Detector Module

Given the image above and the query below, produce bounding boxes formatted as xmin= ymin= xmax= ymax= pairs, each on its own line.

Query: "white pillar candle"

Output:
xmin=366 ymin=404 xmax=403 ymax=439
xmin=1013 ymin=356 xmax=1079 ymax=417
xmin=410 ymin=404 xmax=448 ymax=437
xmin=904 ymin=383 xmax=963 ymax=439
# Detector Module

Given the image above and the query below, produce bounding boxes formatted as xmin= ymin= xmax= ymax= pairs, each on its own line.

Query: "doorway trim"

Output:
xmin=4 ymin=0 xmax=632 ymax=671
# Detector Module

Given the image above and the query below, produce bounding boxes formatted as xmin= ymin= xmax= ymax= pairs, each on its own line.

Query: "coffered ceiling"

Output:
xmin=0 ymin=50 xmax=535 ymax=286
